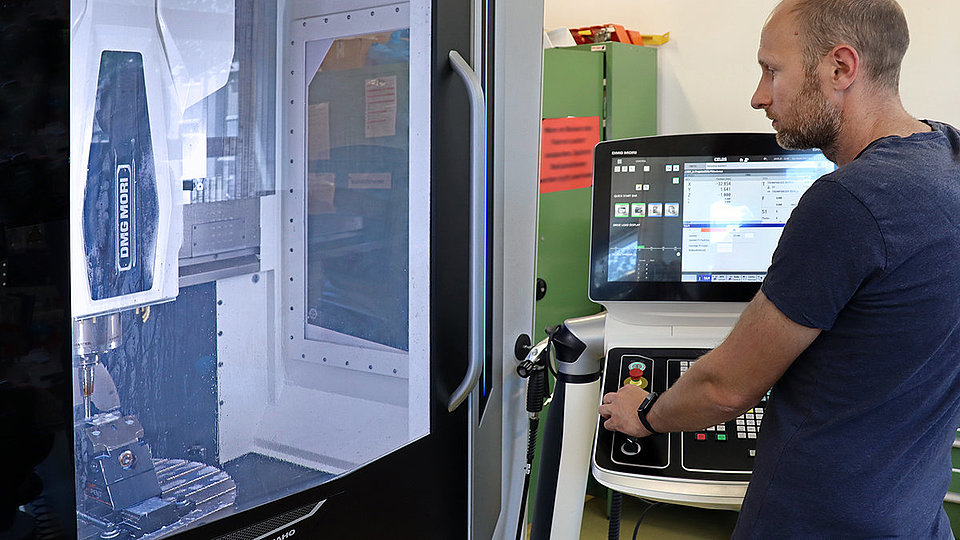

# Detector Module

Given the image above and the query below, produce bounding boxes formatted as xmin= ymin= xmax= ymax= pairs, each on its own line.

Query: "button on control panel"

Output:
xmin=623 ymin=358 xmax=649 ymax=389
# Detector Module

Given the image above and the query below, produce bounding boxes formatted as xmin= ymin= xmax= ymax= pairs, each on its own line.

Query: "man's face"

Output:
xmin=751 ymin=7 xmax=842 ymax=150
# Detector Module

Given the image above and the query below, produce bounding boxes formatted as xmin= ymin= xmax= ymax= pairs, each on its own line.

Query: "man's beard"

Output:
xmin=773 ymin=69 xmax=842 ymax=152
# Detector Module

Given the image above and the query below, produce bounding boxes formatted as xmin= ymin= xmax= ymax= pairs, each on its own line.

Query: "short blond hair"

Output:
xmin=791 ymin=0 xmax=909 ymax=91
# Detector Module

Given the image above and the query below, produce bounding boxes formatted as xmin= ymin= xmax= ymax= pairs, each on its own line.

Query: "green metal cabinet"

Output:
xmin=534 ymin=41 xmax=657 ymax=342
xmin=592 ymin=41 xmax=658 ymax=141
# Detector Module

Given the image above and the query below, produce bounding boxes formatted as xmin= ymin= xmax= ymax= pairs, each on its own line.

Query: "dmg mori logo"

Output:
xmin=273 ymin=529 xmax=295 ymax=540
xmin=116 ymin=163 xmax=134 ymax=271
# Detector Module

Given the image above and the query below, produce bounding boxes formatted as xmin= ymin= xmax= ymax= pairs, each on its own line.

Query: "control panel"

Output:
xmin=594 ymin=348 xmax=765 ymax=482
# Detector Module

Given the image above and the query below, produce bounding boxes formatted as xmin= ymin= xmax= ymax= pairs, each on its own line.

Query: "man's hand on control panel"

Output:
xmin=598 ymin=292 xmax=820 ymax=441
xmin=599 ymin=385 xmax=653 ymax=438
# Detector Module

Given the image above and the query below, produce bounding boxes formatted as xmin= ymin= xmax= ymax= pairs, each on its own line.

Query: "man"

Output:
xmin=597 ymin=0 xmax=960 ymax=537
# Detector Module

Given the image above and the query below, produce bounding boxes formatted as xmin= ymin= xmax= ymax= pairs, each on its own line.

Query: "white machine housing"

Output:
xmin=70 ymin=0 xmax=236 ymax=319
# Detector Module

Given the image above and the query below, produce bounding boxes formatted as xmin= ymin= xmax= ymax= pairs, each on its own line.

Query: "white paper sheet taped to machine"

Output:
xmin=348 ymin=173 xmax=391 ymax=189
xmin=365 ymin=76 xmax=397 ymax=138
xmin=308 ymin=172 xmax=336 ymax=214
xmin=308 ymin=102 xmax=331 ymax=160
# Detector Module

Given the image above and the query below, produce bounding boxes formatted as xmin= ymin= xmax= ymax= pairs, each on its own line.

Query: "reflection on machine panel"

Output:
xmin=595 ymin=348 xmax=761 ymax=483
xmin=672 ymin=359 xmax=769 ymax=474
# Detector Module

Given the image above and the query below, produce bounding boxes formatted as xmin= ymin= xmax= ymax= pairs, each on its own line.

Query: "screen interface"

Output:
xmin=606 ymin=153 xmax=835 ymax=284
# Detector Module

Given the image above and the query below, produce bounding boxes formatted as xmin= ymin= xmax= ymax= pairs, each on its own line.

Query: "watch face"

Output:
xmin=637 ymin=392 xmax=657 ymax=414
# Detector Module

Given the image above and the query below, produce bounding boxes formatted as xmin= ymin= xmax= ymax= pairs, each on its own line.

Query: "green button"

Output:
xmin=717 ymin=434 xmax=727 ymax=441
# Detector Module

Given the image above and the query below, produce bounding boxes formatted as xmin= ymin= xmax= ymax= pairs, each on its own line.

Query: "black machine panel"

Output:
xmin=595 ymin=348 xmax=767 ymax=482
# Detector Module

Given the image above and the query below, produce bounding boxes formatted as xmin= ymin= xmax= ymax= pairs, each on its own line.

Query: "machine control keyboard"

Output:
xmin=595 ymin=348 xmax=764 ymax=482
xmin=671 ymin=359 xmax=768 ymax=473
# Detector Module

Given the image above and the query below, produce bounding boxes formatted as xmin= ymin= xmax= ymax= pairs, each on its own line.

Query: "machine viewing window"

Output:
xmin=591 ymin=134 xmax=835 ymax=302
xmin=305 ymin=29 xmax=411 ymax=351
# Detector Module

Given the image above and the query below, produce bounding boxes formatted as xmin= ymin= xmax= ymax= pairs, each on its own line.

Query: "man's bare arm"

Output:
xmin=598 ymin=291 xmax=821 ymax=437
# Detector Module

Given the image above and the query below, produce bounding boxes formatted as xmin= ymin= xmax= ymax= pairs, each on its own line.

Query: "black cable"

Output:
xmin=515 ymin=416 xmax=539 ymax=540
xmin=608 ymin=491 xmax=622 ymax=540
xmin=527 ymin=368 xmax=546 ymax=413
xmin=544 ymin=364 xmax=553 ymax=403
xmin=631 ymin=500 xmax=662 ymax=540
xmin=516 ymin=471 xmax=532 ymax=540
xmin=516 ymin=350 xmax=548 ymax=540
xmin=546 ymin=351 xmax=558 ymax=379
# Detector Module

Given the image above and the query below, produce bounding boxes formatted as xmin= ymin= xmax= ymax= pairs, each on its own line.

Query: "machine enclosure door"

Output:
xmin=64 ymin=0 xmax=480 ymax=538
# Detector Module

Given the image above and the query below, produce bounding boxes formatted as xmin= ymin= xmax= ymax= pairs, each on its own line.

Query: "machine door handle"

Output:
xmin=447 ymin=50 xmax=486 ymax=413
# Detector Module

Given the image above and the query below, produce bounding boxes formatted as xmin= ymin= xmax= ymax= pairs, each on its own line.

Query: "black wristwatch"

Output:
xmin=636 ymin=391 xmax=661 ymax=435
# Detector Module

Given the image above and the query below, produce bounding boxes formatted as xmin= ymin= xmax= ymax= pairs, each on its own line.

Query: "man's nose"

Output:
xmin=751 ymin=79 xmax=770 ymax=110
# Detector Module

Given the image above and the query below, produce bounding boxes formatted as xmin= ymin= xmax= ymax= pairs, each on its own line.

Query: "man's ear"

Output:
xmin=828 ymin=44 xmax=859 ymax=91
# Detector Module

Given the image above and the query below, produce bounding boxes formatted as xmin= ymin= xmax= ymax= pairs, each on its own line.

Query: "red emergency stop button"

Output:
xmin=629 ymin=368 xmax=644 ymax=380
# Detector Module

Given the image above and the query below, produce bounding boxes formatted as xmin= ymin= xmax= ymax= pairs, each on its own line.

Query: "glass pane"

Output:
xmin=305 ymin=30 xmax=410 ymax=351
xmin=71 ymin=3 xmax=425 ymax=537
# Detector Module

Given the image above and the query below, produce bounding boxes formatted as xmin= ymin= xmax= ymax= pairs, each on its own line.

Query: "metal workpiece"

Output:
xmin=77 ymin=408 xmax=237 ymax=539
xmin=83 ymin=412 xmax=146 ymax=453
xmin=552 ymin=312 xmax=607 ymax=377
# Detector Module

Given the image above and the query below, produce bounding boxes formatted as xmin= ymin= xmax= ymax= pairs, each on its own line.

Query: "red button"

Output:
xmin=696 ymin=433 xmax=706 ymax=441
xmin=629 ymin=368 xmax=643 ymax=380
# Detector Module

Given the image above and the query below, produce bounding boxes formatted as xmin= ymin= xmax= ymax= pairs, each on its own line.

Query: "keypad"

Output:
xmin=735 ymin=408 xmax=763 ymax=439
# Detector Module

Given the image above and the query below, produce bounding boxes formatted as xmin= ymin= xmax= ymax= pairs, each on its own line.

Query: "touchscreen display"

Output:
xmin=590 ymin=134 xmax=835 ymax=302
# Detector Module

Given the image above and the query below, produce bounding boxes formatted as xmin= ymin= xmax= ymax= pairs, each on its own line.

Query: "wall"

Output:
xmin=544 ymin=1 xmax=960 ymax=135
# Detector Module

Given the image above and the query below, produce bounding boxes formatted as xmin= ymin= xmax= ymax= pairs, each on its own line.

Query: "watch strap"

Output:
xmin=636 ymin=391 xmax=661 ymax=435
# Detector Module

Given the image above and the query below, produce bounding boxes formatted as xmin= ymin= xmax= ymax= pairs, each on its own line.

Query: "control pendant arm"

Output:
xmin=552 ymin=312 xmax=606 ymax=379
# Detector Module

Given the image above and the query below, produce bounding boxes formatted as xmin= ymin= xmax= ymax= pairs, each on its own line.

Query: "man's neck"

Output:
xmin=828 ymin=94 xmax=930 ymax=166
